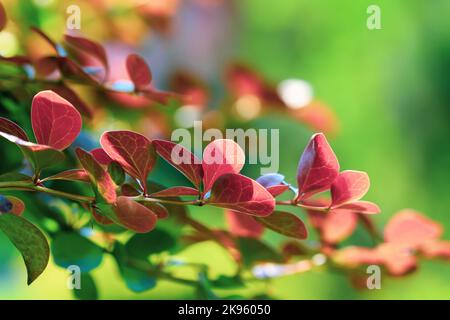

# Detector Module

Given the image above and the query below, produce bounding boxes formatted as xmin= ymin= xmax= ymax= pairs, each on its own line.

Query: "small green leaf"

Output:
xmin=0 ymin=213 xmax=50 ymax=284
xmin=73 ymin=273 xmax=98 ymax=300
xmin=108 ymin=161 xmax=125 ymax=185
xmin=125 ymin=228 xmax=177 ymax=259
xmin=112 ymin=243 xmax=157 ymax=293
xmin=52 ymin=232 xmax=104 ymax=272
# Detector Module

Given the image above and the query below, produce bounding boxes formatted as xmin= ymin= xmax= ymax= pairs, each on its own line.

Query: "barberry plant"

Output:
xmin=0 ymin=89 xmax=449 ymax=298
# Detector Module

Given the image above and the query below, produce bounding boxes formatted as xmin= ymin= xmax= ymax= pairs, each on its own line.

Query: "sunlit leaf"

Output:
xmin=296 ymin=133 xmax=339 ymax=201
xmin=202 ymin=139 xmax=245 ymax=193
xmin=31 ymin=90 xmax=82 ymax=150
xmin=0 ymin=213 xmax=49 ymax=284
xmin=41 ymin=169 xmax=90 ymax=183
xmin=226 ymin=210 xmax=264 ymax=239
xmin=101 ymin=131 xmax=156 ymax=193
xmin=330 ymin=170 xmax=370 ymax=208
xmin=208 ymin=174 xmax=275 ymax=217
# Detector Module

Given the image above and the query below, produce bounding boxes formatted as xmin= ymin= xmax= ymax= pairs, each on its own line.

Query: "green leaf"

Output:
xmin=52 ymin=232 xmax=104 ymax=272
xmin=108 ymin=161 xmax=125 ymax=185
xmin=125 ymin=228 xmax=177 ymax=259
xmin=73 ymin=273 xmax=98 ymax=300
xmin=112 ymin=243 xmax=157 ymax=293
xmin=0 ymin=213 xmax=50 ymax=284
xmin=237 ymin=238 xmax=282 ymax=268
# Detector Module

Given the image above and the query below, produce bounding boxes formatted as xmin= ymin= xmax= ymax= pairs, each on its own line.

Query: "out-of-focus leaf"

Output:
xmin=0 ymin=171 xmax=32 ymax=182
xmin=76 ymin=148 xmax=117 ymax=203
xmin=0 ymin=213 xmax=49 ymax=284
xmin=73 ymin=273 xmax=98 ymax=300
xmin=153 ymin=139 xmax=203 ymax=188
xmin=113 ymin=196 xmax=157 ymax=233
xmin=125 ymin=228 xmax=177 ymax=259
xmin=296 ymin=133 xmax=339 ymax=201
xmin=112 ymin=243 xmax=156 ymax=293
xmin=50 ymin=84 xmax=93 ymax=118
xmin=237 ymin=238 xmax=282 ymax=268
xmin=226 ymin=210 xmax=264 ymax=239
xmin=52 ymin=232 xmax=103 ymax=272
xmin=337 ymin=201 xmax=380 ymax=214
xmin=0 ymin=117 xmax=29 ymax=141
xmin=3 ymin=196 xmax=25 ymax=216
xmin=0 ymin=2 xmax=6 ymax=31
xmin=65 ymin=34 xmax=108 ymax=76
xmin=202 ymin=139 xmax=245 ymax=193
xmin=140 ymin=202 xmax=169 ymax=219
xmin=31 ymin=90 xmax=82 ymax=150
xmin=330 ymin=170 xmax=370 ymax=208
xmin=100 ymin=131 xmax=156 ymax=193
xmin=126 ymin=54 xmax=152 ymax=90
xmin=256 ymin=173 xmax=285 ymax=188
xmin=256 ymin=211 xmax=307 ymax=240
xmin=208 ymin=174 xmax=275 ymax=217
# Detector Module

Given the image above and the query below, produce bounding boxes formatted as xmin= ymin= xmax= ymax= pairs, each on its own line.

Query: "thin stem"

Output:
xmin=276 ymin=200 xmax=329 ymax=212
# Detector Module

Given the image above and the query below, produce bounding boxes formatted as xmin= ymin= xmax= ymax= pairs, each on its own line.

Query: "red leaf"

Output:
xmin=140 ymin=202 xmax=169 ymax=219
xmin=336 ymin=201 xmax=380 ymax=214
xmin=91 ymin=148 xmax=113 ymax=165
xmin=100 ymin=131 xmax=156 ymax=193
xmin=266 ymin=184 xmax=289 ymax=197
xmin=308 ymin=210 xmax=358 ymax=244
xmin=0 ymin=117 xmax=29 ymax=141
xmin=76 ymin=148 xmax=117 ymax=204
xmin=41 ymin=169 xmax=90 ymax=183
xmin=202 ymin=139 xmax=245 ymax=194
xmin=256 ymin=211 xmax=307 ymax=240
xmin=5 ymin=196 xmax=25 ymax=216
xmin=0 ymin=2 xmax=6 ymax=31
xmin=126 ymin=54 xmax=152 ymax=90
xmin=226 ymin=210 xmax=264 ymax=239
xmin=421 ymin=241 xmax=450 ymax=259
xmin=153 ymin=139 xmax=203 ymax=188
xmin=150 ymin=186 xmax=199 ymax=198
xmin=296 ymin=133 xmax=339 ymax=202
xmin=64 ymin=34 xmax=108 ymax=75
xmin=331 ymin=171 xmax=370 ymax=208
xmin=208 ymin=174 xmax=275 ymax=217
xmin=384 ymin=210 xmax=442 ymax=248
xmin=375 ymin=243 xmax=417 ymax=276
xmin=115 ymin=196 xmax=157 ymax=233
xmin=31 ymin=90 xmax=82 ymax=151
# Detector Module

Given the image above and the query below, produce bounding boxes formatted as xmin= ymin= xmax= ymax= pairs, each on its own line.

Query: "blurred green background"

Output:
xmin=1 ymin=0 xmax=450 ymax=299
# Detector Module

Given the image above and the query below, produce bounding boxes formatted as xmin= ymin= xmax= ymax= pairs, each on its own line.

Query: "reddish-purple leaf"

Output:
xmin=4 ymin=196 xmax=25 ymax=216
xmin=384 ymin=210 xmax=442 ymax=247
xmin=121 ymin=184 xmax=141 ymax=197
xmin=91 ymin=148 xmax=113 ymax=165
xmin=256 ymin=211 xmax=307 ymax=240
xmin=308 ymin=210 xmax=358 ymax=244
xmin=153 ymin=139 xmax=203 ymax=188
xmin=202 ymin=139 xmax=245 ymax=194
xmin=150 ymin=186 xmax=199 ymax=198
xmin=226 ymin=210 xmax=264 ymax=239
xmin=64 ymin=34 xmax=108 ymax=74
xmin=296 ymin=133 xmax=339 ymax=201
xmin=140 ymin=202 xmax=169 ymax=219
xmin=126 ymin=54 xmax=152 ymax=90
xmin=208 ymin=174 xmax=275 ymax=217
xmin=0 ymin=131 xmax=65 ymax=170
xmin=41 ymin=169 xmax=89 ymax=183
xmin=76 ymin=148 xmax=117 ymax=204
xmin=336 ymin=201 xmax=380 ymax=214
xmin=266 ymin=184 xmax=289 ymax=197
xmin=100 ymin=131 xmax=156 ymax=193
xmin=115 ymin=196 xmax=157 ymax=233
xmin=0 ymin=117 xmax=29 ymax=141
xmin=0 ymin=3 xmax=6 ymax=31
xmin=0 ymin=55 xmax=31 ymax=65
xmin=330 ymin=170 xmax=370 ymax=208
xmin=31 ymin=90 xmax=82 ymax=151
